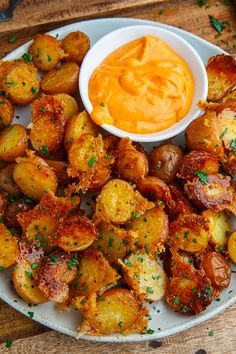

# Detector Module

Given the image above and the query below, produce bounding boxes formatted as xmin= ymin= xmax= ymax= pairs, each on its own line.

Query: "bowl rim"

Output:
xmin=79 ymin=24 xmax=208 ymax=142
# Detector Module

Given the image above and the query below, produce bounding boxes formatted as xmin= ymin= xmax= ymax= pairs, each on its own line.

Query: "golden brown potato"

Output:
xmin=37 ymin=251 xmax=77 ymax=303
xmin=0 ymin=95 xmax=14 ymax=129
xmin=0 ymin=191 xmax=7 ymax=216
xmin=41 ymin=62 xmax=79 ymax=95
xmin=228 ymin=230 xmax=236 ymax=264
xmin=0 ymin=125 xmax=28 ymax=162
xmin=54 ymin=214 xmax=97 ymax=252
xmin=119 ymin=251 xmax=167 ymax=301
xmin=165 ymin=183 xmax=193 ymax=221
xmin=13 ymin=259 xmax=47 ymax=304
xmin=45 ymin=160 xmax=71 ymax=185
xmin=166 ymin=274 xmax=213 ymax=315
xmin=202 ymin=210 xmax=231 ymax=249
xmin=184 ymin=174 xmax=233 ymax=211
xmin=53 ymin=93 xmax=78 ymax=121
xmin=206 ymin=54 xmax=236 ymax=102
xmin=177 ymin=151 xmax=219 ymax=181
xmin=29 ymin=34 xmax=65 ymax=72
xmin=30 ymin=95 xmax=65 ymax=154
xmin=79 ymin=288 xmax=148 ymax=335
xmin=93 ymin=222 xmax=137 ymax=265
xmin=223 ymin=88 xmax=236 ymax=103
xmin=149 ymin=143 xmax=182 ymax=184
xmin=61 ymin=31 xmax=90 ymax=64
xmin=115 ymin=138 xmax=149 ymax=183
xmin=136 ymin=176 xmax=172 ymax=204
xmin=202 ymin=251 xmax=231 ymax=289
xmin=0 ymin=223 xmax=19 ymax=269
xmin=5 ymin=199 xmax=33 ymax=229
xmin=127 ymin=206 xmax=168 ymax=250
xmin=170 ymin=213 xmax=209 ymax=253
xmin=64 ymin=111 xmax=98 ymax=151
xmin=13 ymin=152 xmax=58 ymax=201
xmin=2 ymin=60 xmax=39 ymax=104
xmin=0 ymin=163 xmax=22 ymax=196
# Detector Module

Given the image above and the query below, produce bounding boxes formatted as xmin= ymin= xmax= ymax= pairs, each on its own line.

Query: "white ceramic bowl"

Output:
xmin=79 ymin=25 xmax=208 ymax=142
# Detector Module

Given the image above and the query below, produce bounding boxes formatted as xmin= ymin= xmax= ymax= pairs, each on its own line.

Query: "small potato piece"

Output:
xmin=166 ymin=183 xmax=193 ymax=221
xmin=202 ymin=252 xmax=231 ymax=289
xmin=55 ymin=214 xmax=97 ymax=252
xmin=13 ymin=153 xmax=58 ymax=200
xmin=5 ymin=199 xmax=33 ymax=229
xmin=45 ymin=160 xmax=70 ymax=185
xmin=0 ymin=95 xmax=14 ymax=129
xmin=119 ymin=251 xmax=167 ymax=301
xmin=80 ymin=288 xmax=147 ymax=335
xmin=207 ymin=54 xmax=236 ymax=102
xmin=166 ymin=275 xmax=213 ymax=315
xmin=41 ymin=62 xmax=79 ymax=95
xmin=0 ymin=125 xmax=28 ymax=162
xmin=0 ymin=223 xmax=19 ymax=269
xmin=149 ymin=143 xmax=182 ymax=184
xmin=170 ymin=213 xmax=209 ymax=253
xmin=223 ymin=88 xmax=236 ymax=103
xmin=53 ymin=93 xmax=78 ymax=120
xmin=64 ymin=111 xmax=98 ymax=151
xmin=115 ymin=138 xmax=149 ymax=183
xmin=29 ymin=34 xmax=65 ymax=72
xmin=127 ymin=207 xmax=168 ymax=249
xmin=61 ymin=31 xmax=90 ymax=64
xmin=3 ymin=61 xmax=39 ymax=104
xmin=13 ymin=259 xmax=47 ymax=304
xmin=228 ymin=231 xmax=236 ymax=264
xmin=178 ymin=151 xmax=219 ymax=181
xmin=0 ymin=163 xmax=22 ymax=196
xmin=202 ymin=210 xmax=231 ymax=248
xmin=136 ymin=176 xmax=171 ymax=203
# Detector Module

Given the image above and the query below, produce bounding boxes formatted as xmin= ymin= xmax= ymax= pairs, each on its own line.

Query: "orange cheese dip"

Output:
xmin=89 ymin=35 xmax=194 ymax=134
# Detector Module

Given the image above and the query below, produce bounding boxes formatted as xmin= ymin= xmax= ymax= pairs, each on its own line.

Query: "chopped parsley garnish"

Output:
xmin=40 ymin=108 xmax=46 ymax=113
xmin=152 ymin=275 xmax=161 ymax=281
xmin=31 ymin=86 xmax=38 ymax=94
xmin=155 ymin=161 xmax=161 ymax=169
xmin=132 ymin=274 xmax=138 ymax=279
xmin=157 ymin=200 xmax=164 ymax=206
xmin=6 ymin=339 xmax=13 ymax=348
xmin=108 ymin=237 xmax=113 ymax=248
xmin=6 ymin=81 xmax=17 ymax=87
xmin=0 ymin=101 xmax=6 ymax=104
xmin=41 ymin=145 xmax=48 ymax=154
xmin=88 ymin=156 xmax=97 ymax=167
xmin=0 ymin=266 xmax=5 ymax=271
xmin=100 ymin=102 xmax=105 ymax=107
xmin=209 ymin=15 xmax=225 ymax=33
xmin=49 ymin=253 xmax=58 ymax=263
xmin=28 ymin=311 xmax=34 ymax=319
xmin=137 ymin=257 xmax=143 ymax=263
xmin=31 ymin=263 xmax=38 ymax=270
xmin=22 ymin=53 xmax=33 ymax=62
xmin=219 ymin=128 xmax=228 ymax=139
xmin=197 ymin=0 xmax=206 ymax=7
xmin=82 ymin=285 xmax=88 ymax=292
xmin=131 ymin=211 xmax=140 ymax=219
xmin=217 ymin=245 xmax=225 ymax=252
xmin=146 ymin=287 xmax=154 ymax=294
xmin=230 ymin=139 xmax=236 ymax=150
xmin=194 ymin=169 xmax=208 ymax=184
xmin=25 ymin=271 xmax=34 ymax=281
xmin=48 ymin=55 xmax=52 ymax=62
xmin=97 ymin=295 xmax=105 ymax=301
xmin=8 ymin=37 xmax=16 ymax=43
xmin=118 ymin=321 xmax=123 ymax=328
xmin=181 ymin=274 xmax=189 ymax=279
xmin=68 ymin=258 xmax=79 ymax=270
xmin=146 ymin=328 xmax=155 ymax=334
xmin=123 ymin=259 xmax=133 ymax=267
xmin=173 ymin=296 xmax=179 ymax=304
xmin=182 ymin=306 xmax=188 ymax=313
xmin=204 ymin=285 xmax=212 ymax=296
xmin=208 ymin=330 xmax=214 ymax=336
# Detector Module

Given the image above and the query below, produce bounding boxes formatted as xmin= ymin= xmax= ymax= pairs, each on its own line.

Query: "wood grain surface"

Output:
xmin=0 ymin=0 xmax=236 ymax=353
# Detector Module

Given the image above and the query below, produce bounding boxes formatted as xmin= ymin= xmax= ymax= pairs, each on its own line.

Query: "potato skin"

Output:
xmin=41 ymin=62 xmax=79 ymax=95
xmin=228 ymin=231 xmax=236 ymax=265
xmin=53 ymin=93 xmax=78 ymax=121
xmin=0 ymin=223 xmax=19 ymax=269
xmin=136 ymin=176 xmax=171 ymax=203
xmin=202 ymin=252 xmax=231 ymax=289
xmin=0 ymin=125 xmax=28 ymax=162
xmin=0 ymin=163 xmax=22 ymax=196
xmin=61 ymin=31 xmax=90 ymax=64
xmin=0 ymin=95 xmax=14 ymax=129
xmin=149 ymin=143 xmax=182 ymax=184
xmin=166 ymin=183 xmax=193 ymax=221
xmin=5 ymin=199 xmax=33 ymax=229
xmin=29 ymin=34 xmax=65 ymax=72
xmin=45 ymin=160 xmax=71 ymax=185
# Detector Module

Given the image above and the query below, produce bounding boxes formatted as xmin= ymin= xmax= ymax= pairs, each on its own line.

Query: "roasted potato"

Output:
xmin=13 ymin=259 xmax=47 ymax=304
xmin=29 ymin=95 xmax=65 ymax=154
xmin=119 ymin=251 xmax=167 ymax=301
xmin=170 ymin=213 xmax=209 ymax=253
xmin=136 ymin=176 xmax=172 ymax=204
xmin=64 ymin=111 xmax=98 ymax=151
xmin=2 ymin=60 xmax=39 ymax=104
xmin=166 ymin=183 xmax=193 ymax=221
xmin=53 ymin=93 xmax=78 ymax=120
xmin=177 ymin=151 xmax=219 ymax=181
xmin=79 ymin=288 xmax=148 ymax=335
xmin=228 ymin=230 xmax=236 ymax=264
xmin=61 ymin=31 xmax=90 ymax=64
xmin=5 ymin=199 xmax=33 ymax=229
xmin=202 ymin=251 xmax=231 ymax=289
xmin=166 ymin=274 xmax=213 ymax=315
xmin=0 ymin=223 xmax=19 ymax=269
xmin=13 ymin=152 xmax=58 ymax=200
xmin=115 ymin=138 xmax=149 ymax=183
xmin=223 ymin=88 xmax=236 ymax=103
xmin=0 ymin=124 xmax=28 ymax=162
xmin=41 ymin=62 xmax=79 ymax=95
xmin=0 ymin=163 xmax=22 ymax=196
xmin=127 ymin=206 xmax=168 ymax=250
xmin=202 ymin=210 xmax=231 ymax=249
xmin=37 ymin=251 xmax=77 ymax=303
xmin=206 ymin=54 xmax=236 ymax=102
xmin=0 ymin=191 xmax=7 ymax=215
xmin=149 ymin=143 xmax=182 ymax=184
xmin=29 ymin=34 xmax=65 ymax=72
xmin=0 ymin=95 xmax=14 ymax=129
xmin=45 ymin=160 xmax=70 ymax=185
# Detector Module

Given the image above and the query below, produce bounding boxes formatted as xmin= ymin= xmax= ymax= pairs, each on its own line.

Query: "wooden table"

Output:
xmin=1 ymin=1 xmax=236 ymax=353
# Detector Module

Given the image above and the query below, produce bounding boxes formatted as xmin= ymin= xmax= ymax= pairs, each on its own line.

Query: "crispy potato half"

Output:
xmin=202 ymin=210 xmax=231 ymax=249
xmin=41 ymin=62 xmax=79 ymax=95
xmin=170 ymin=213 xmax=209 ymax=253
xmin=79 ymin=288 xmax=148 ymax=335
xmin=61 ymin=31 xmax=90 ymax=64
xmin=0 ymin=95 xmax=14 ymax=129
xmin=119 ymin=251 xmax=167 ymax=301
xmin=0 ymin=223 xmax=19 ymax=269
xmin=136 ymin=176 xmax=172 ymax=204
xmin=0 ymin=124 xmax=28 ymax=162
xmin=45 ymin=160 xmax=70 ymax=185
xmin=0 ymin=163 xmax=22 ymax=196
xmin=207 ymin=54 xmax=236 ymax=102
xmin=5 ymin=199 xmax=33 ymax=230
xmin=13 ymin=259 xmax=47 ymax=304
xmin=166 ymin=183 xmax=193 ymax=221
xmin=228 ymin=230 xmax=236 ymax=265
xmin=202 ymin=251 xmax=231 ymax=289
xmin=53 ymin=93 xmax=78 ymax=121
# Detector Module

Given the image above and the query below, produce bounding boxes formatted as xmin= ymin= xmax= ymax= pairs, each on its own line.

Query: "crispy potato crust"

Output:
xmin=136 ymin=176 xmax=172 ymax=204
xmin=0 ymin=223 xmax=19 ymax=269
xmin=0 ymin=124 xmax=28 ymax=162
xmin=202 ymin=210 xmax=231 ymax=248
xmin=202 ymin=251 xmax=231 ymax=289
xmin=53 ymin=93 xmax=78 ymax=121
xmin=61 ymin=31 xmax=90 ymax=64
xmin=0 ymin=163 xmax=22 ymax=196
xmin=0 ymin=95 xmax=14 ymax=129
xmin=166 ymin=183 xmax=193 ymax=221
xmin=5 ymin=199 xmax=33 ymax=230
xmin=228 ymin=230 xmax=236 ymax=265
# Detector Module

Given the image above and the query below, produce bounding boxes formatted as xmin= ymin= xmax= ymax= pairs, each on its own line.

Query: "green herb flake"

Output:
xmin=146 ymin=287 xmax=154 ymax=294
xmin=49 ymin=253 xmax=58 ymax=263
xmin=219 ymin=128 xmax=228 ymax=139
xmin=152 ymin=275 xmax=161 ymax=281
xmin=41 ymin=145 xmax=48 ymax=154
xmin=6 ymin=339 xmax=13 ymax=348
xmin=194 ymin=169 xmax=208 ymax=184
xmin=40 ymin=108 xmax=46 ymax=113
xmin=25 ymin=271 xmax=34 ymax=281
xmin=68 ymin=258 xmax=79 ymax=270
xmin=132 ymin=274 xmax=138 ymax=279
xmin=88 ymin=156 xmax=97 ymax=167
xmin=192 ymin=238 xmax=197 ymax=243
xmin=230 ymin=139 xmax=236 ymax=150
xmin=204 ymin=285 xmax=212 ymax=296
xmin=182 ymin=306 xmax=188 ymax=313
xmin=31 ymin=86 xmax=38 ymax=94
xmin=181 ymin=274 xmax=189 ymax=279
xmin=28 ymin=311 xmax=34 ymax=319
xmin=108 ymin=237 xmax=113 ymax=248
xmin=8 ymin=37 xmax=16 ymax=43
xmin=131 ymin=211 xmax=140 ymax=219
xmin=22 ymin=53 xmax=33 ymax=62
xmin=157 ymin=200 xmax=164 ymax=206
xmin=82 ymin=284 xmax=88 ymax=292
xmin=100 ymin=102 xmax=105 ymax=107
xmin=217 ymin=245 xmax=225 ymax=252
xmin=105 ymin=153 xmax=112 ymax=159
xmin=31 ymin=263 xmax=38 ymax=270
xmin=155 ymin=161 xmax=161 ymax=170
xmin=137 ymin=257 xmax=143 ymax=263
xmin=143 ymin=217 xmax=148 ymax=222
xmin=118 ymin=321 xmax=123 ymax=328
xmin=0 ymin=266 xmax=5 ymax=271
xmin=216 ymin=297 xmax=221 ymax=302
xmin=209 ymin=15 xmax=225 ymax=33
xmin=173 ymin=296 xmax=179 ymax=304
xmin=223 ymin=0 xmax=229 ymax=4
xmin=48 ymin=55 xmax=52 ymax=62
xmin=97 ymin=295 xmax=105 ymax=301
xmin=0 ymin=101 xmax=6 ymax=104
xmin=208 ymin=330 xmax=214 ymax=337
xmin=197 ymin=0 xmax=206 ymax=7
xmin=146 ymin=328 xmax=155 ymax=334
xmin=6 ymin=81 xmax=17 ymax=87
xmin=123 ymin=259 xmax=133 ymax=267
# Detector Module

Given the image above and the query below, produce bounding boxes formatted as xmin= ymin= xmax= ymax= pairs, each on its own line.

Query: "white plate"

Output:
xmin=1 ymin=17 xmax=235 ymax=343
